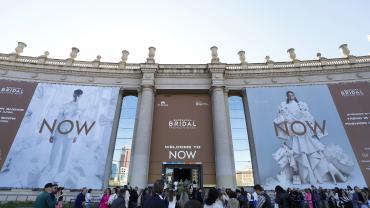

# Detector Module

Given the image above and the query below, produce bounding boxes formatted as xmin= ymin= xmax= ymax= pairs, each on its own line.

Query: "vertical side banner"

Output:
xmin=246 ymin=84 xmax=366 ymax=189
xmin=0 ymin=82 xmax=119 ymax=189
xmin=0 ymin=80 xmax=37 ymax=170
xmin=328 ymin=82 xmax=370 ymax=186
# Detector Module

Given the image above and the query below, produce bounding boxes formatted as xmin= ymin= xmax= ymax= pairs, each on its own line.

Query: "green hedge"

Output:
xmin=0 ymin=201 xmax=72 ymax=208
xmin=0 ymin=201 xmax=34 ymax=208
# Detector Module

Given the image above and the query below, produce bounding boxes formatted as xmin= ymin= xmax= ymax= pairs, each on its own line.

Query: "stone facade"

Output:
xmin=0 ymin=45 xmax=370 ymax=190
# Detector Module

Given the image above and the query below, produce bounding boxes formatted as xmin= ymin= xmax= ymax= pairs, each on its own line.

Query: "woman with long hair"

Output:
xmin=168 ymin=190 xmax=177 ymax=208
xmin=178 ymin=192 xmax=189 ymax=208
xmin=304 ymin=189 xmax=313 ymax=208
xmin=99 ymin=188 xmax=111 ymax=208
xmin=204 ymin=188 xmax=223 ymax=208
xmin=275 ymin=186 xmax=290 ymax=208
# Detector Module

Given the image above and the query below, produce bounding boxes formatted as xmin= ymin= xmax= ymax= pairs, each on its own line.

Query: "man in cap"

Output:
xmin=34 ymin=182 xmax=57 ymax=208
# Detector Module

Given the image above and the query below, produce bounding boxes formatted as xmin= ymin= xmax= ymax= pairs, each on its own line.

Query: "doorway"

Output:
xmin=163 ymin=164 xmax=202 ymax=188
xmin=173 ymin=168 xmax=192 ymax=182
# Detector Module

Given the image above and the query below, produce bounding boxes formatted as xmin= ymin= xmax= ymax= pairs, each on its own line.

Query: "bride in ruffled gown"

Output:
xmin=271 ymin=91 xmax=354 ymax=185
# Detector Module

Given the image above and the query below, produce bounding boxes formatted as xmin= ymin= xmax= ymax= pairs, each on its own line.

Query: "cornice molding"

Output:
xmin=1 ymin=53 xmax=370 ymax=76
xmin=0 ymin=52 xmax=370 ymax=90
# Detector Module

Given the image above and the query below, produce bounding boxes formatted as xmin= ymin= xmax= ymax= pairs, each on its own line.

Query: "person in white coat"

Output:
xmin=108 ymin=187 xmax=119 ymax=206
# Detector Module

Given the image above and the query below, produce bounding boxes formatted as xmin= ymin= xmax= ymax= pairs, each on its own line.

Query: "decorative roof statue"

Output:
xmin=238 ymin=50 xmax=247 ymax=65
xmin=316 ymin=52 xmax=322 ymax=59
xmin=338 ymin=44 xmax=351 ymax=58
xmin=266 ymin=55 xmax=274 ymax=68
xmin=265 ymin=55 xmax=274 ymax=63
xmin=66 ymin=47 xmax=79 ymax=66
xmin=94 ymin=55 xmax=101 ymax=62
xmin=70 ymin=47 xmax=80 ymax=59
xmin=92 ymin=55 xmax=101 ymax=67
xmin=210 ymin=46 xmax=220 ymax=63
xmin=146 ymin=47 xmax=156 ymax=64
xmin=339 ymin=43 xmax=356 ymax=63
xmin=9 ymin=42 xmax=27 ymax=61
xmin=317 ymin=52 xmax=328 ymax=66
xmin=287 ymin=48 xmax=298 ymax=62
xmin=119 ymin=50 xmax=129 ymax=69
xmin=15 ymin=42 xmax=27 ymax=55
xmin=37 ymin=51 xmax=49 ymax=64
xmin=121 ymin=50 xmax=129 ymax=63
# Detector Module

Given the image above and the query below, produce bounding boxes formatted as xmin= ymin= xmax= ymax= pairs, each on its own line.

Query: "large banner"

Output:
xmin=0 ymin=80 xmax=119 ymax=189
xmin=245 ymin=82 xmax=369 ymax=189
xmin=149 ymin=94 xmax=216 ymax=185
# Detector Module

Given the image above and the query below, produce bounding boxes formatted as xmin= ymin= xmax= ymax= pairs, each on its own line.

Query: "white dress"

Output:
xmin=48 ymin=101 xmax=81 ymax=172
xmin=168 ymin=199 xmax=177 ymax=208
xmin=204 ymin=199 xmax=224 ymax=208
xmin=272 ymin=100 xmax=354 ymax=185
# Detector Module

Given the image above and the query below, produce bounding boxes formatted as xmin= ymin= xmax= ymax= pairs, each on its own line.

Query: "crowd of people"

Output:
xmin=34 ymin=180 xmax=370 ymax=208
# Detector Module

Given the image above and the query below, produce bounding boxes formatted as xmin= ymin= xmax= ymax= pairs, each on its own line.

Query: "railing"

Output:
xmin=0 ymin=193 xmax=101 ymax=208
xmin=1 ymin=53 xmax=370 ymax=72
xmin=0 ymin=193 xmax=36 ymax=202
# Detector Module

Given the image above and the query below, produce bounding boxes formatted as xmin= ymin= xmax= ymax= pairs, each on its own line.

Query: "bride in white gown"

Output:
xmin=272 ymin=91 xmax=354 ymax=185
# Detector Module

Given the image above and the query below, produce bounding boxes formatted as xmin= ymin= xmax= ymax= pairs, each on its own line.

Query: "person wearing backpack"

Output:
xmin=254 ymin=184 xmax=273 ymax=208
xmin=111 ymin=189 xmax=126 ymax=208
xmin=237 ymin=189 xmax=249 ymax=208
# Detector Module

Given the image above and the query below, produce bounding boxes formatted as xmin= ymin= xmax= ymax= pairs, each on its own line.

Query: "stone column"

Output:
xmin=224 ymin=89 xmax=237 ymax=186
xmin=209 ymin=65 xmax=236 ymax=189
xmin=103 ymin=89 xmax=124 ymax=188
xmin=241 ymin=89 xmax=260 ymax=184
xmin=127 ymin=89 xmax=142 ymax=184
xmin=129 ymin=65 xmax=157 ymax=188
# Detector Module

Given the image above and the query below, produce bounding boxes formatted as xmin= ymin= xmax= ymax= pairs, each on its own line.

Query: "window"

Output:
xmin=228 ymin=96 xmax=254 ymax=187
xmin=109 ymin=95 xmax=138 ymax=186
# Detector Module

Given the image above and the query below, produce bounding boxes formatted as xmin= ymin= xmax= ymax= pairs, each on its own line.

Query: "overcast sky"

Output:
xmin=1 ymin=0 xmax=370 ymax=64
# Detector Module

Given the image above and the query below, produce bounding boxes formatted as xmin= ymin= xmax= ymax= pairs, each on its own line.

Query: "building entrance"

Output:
xmin=173 ymin=168 xmax=192 ymax=182
xmin=163 ymin=164 xmax=202 ymax=189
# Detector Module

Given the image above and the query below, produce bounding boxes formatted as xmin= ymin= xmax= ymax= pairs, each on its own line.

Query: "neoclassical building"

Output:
xmin=0 ymin=42 xmax=369 ymax=192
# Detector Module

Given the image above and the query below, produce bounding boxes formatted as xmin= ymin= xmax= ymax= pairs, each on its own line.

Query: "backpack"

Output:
xmin=238 ymin=194 xmax=249 ymax=207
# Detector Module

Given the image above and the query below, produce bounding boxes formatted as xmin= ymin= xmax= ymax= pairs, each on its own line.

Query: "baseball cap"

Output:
xmin=44 ymin=183 xmax=53 ymax=188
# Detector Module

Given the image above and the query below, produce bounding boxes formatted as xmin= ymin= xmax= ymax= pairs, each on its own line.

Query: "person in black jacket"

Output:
xmin=74 ymin=187 xmax=87 ymax=208
xmin=254 ymin=184 xmax=272 ymax=208
xmin=290 ymin=189 xmax=304 ymax=208
xmin=112 ymin=189 xmax=126 ymax=208
xmin=196 ymin=189 xmax=203 ymax=204
xmin=129 ymin=187 xmax=139 ymax=208
xmin=143 ymin=179 xmax=168 ymax=208
xmin=275 ymin=186 xmax=290 ymax=208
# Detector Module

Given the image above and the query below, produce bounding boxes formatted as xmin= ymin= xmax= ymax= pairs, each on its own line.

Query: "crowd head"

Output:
xmin=39 ymin=180 xmax=370 ymax=208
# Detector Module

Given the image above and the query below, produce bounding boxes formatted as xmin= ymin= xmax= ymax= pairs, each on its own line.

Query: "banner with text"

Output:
xmin=149 ymin=94 xmax=216 ymax=185
xmin=0 ymin=80 xmax=119 ymax=189
xmin=245 ymin=82 xmax=369 ymax=189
